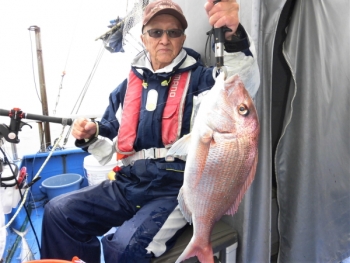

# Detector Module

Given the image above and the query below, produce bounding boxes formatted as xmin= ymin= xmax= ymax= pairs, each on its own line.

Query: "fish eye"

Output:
xmin=238 ymin=104 xmax=249 ymax=116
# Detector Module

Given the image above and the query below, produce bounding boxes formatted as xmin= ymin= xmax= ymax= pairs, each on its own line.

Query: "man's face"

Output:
xmin=141 ymin=14 xmax=186 ymax=71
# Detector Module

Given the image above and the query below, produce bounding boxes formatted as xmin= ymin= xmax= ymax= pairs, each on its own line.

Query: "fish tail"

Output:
xmin=175 ymin=239 xmax=214 ymax=263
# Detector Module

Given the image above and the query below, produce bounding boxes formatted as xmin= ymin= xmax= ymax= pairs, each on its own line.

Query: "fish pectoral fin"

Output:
xmin=199 ymin=125 xmax=214 ymax=145
xmin=225 ymin=152 xmax=258 ymax=216
xmin=177 ymin=188 xmax=192 ymax=224
xmin=166 ymin=133 xmax=192 ymax=159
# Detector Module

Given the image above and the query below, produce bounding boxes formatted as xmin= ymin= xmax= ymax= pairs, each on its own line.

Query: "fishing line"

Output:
xmin=28 ymin=30 xmax=42 ymax=104
xmin=1 ymin=125 xmax=66 ymax=233
xmin=141 ymin=48 xmax=152 ymax=66
xmin=69 ymin=38 xmax=106 ymax=116
xmin=0 ymin=141 xmax=12 ymax=164
xmin=62 ymin=58 xmax=211 ymax=139
xmin=53 ymin=15 xmax=78 ymax=116
xmin=52 ymin=72 xmax=66 ymax=116
xmin=26 ymin=188 xmax=41 ymax=256
xmin=0 ymin=148 xmax=41 ymax=253
xmin=58 ymin=83 xmax=210 ymax=146
xmin=6 ymin=127 xmax=54 ymax=256
xmin=35 ymin=122 xmax=48 ymax=153
xmin=1 ymin=128 xmax=66 ymax=260
xmin=62 ymin=40 xmax=107 ymax=146
xmin=123 ymin=32 xmax=145 ymax=54
xmin=94 ymin=84 xmax=213 ymax=129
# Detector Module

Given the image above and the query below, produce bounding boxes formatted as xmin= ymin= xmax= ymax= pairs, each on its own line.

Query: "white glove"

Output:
xmin=87 ymin=136 xmax=116 ymax=165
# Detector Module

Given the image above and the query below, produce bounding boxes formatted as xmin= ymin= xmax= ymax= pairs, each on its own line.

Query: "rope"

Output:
xmin=1 ymin=125 xmax=66 ymax=230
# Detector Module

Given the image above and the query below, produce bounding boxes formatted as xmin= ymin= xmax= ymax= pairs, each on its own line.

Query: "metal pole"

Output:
xmin=28 ymin=25 xmax=51 ymax=150
xmin=10 ymin=143 xmax=19 ymax=161
xmin=37 ymin=122 xmax=46 ymax=152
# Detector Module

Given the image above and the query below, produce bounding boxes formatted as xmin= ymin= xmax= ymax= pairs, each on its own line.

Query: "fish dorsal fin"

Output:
xmin=166 ymin=133 xmax=192 ymax=158
xmin=225 ymin=152 xmax=258 ymax=215
xmin=177 ymin=187 xmax=192 ymax=224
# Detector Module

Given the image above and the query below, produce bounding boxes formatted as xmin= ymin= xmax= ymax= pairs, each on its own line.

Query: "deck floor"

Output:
xmin=4 ymin=198 xmax=44 ymax=262
xmin=5 ymin=199 xmax=350 ymax=263
xmin=4 ymin=199 xmax=105 ymax=263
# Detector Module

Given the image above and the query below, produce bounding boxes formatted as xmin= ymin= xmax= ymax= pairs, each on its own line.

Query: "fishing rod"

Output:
xmin=0 ymin=115 xmax=68 ymax=252
xmin=212 ymin=0 xmax=229 ymax=79
xmin=0 ymin=108 xmax=73 ymax=144
xmin=210 ymin=0 xmax=251 ymax=79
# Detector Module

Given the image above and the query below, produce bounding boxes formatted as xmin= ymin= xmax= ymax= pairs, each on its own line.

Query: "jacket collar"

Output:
xmin=132 ymin=48 xmax=198 ymax=77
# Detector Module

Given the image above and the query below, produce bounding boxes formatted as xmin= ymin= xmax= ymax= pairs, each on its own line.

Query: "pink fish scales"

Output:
xmin=167 ymin=73 xmax=260 ymax=263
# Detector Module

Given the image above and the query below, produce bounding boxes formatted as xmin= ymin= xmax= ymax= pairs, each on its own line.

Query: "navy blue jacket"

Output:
xmin=86 ymin=23 xmax=255 ymax=205
xmin=99 ymin=48 xmax=215 ymax=151
xmin=95 ymin=48 xmax=216 ymax=205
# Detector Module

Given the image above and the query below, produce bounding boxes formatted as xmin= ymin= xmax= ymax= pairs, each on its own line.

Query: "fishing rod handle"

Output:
xmin=0 ymin=109 xmax=10 ymax=117
xmin=0 ymin=108 xmax=73 ymax=126
xmin=25 ymin=112 xmax=73 ymax=126
xmin=212 ymin=0 xmax=226 ymax=68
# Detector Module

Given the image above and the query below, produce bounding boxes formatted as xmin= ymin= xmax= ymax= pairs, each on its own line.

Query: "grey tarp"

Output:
xmin=275 ymin=0 xmax=350 ymax=262
xmin=162 ymin=0 xmax=350 ymax=262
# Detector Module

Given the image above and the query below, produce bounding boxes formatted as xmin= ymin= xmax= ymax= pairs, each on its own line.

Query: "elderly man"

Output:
xmin=40 ymin=0 xmax=259 ymax=262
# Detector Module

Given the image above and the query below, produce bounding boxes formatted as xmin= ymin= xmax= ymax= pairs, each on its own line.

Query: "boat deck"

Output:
xmin=2 ymin=148 xmax=92 ymax=263
xmin=4 ymin=203 xmax=44 ymax=262
xmin=4 ymin=202 xmax=107 ymax=263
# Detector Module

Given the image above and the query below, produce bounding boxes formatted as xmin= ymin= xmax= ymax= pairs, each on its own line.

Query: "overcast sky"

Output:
xmin=0 ymin=0 xmax=134 ymax=117
xmin=0 ymin=1 xmax=140 ymax=155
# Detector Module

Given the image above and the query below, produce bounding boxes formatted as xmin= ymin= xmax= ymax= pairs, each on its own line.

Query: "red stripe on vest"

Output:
xmin=117 ymin=71 xmax=142 ymax=153
xmin=162 ymin=71 xmax=189 ymax=146
xmin=117 ymin=71 xmax=190 ymax=154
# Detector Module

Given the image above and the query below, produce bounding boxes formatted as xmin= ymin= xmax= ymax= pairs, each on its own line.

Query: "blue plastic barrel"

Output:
xmin=40 ymin=173 xmax=83 ymax=200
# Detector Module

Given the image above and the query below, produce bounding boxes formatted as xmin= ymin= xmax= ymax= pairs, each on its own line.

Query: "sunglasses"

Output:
xmin=143 ymin=29 xmax=184 ymax=38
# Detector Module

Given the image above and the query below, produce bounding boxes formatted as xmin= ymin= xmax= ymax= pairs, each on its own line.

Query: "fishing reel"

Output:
xmin=0 ymin=108 xmax=32 ymax=144
xmin=0 ymin=108 xmax=73 ymax=144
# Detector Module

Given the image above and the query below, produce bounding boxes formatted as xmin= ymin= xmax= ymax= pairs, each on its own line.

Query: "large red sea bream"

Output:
xmin=166 ymin=72 xmax=260 ymax=263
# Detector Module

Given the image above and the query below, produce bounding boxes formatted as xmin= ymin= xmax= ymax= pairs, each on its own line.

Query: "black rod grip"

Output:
xmin=0 ymin=108 xmax=73 ymax=126
xmin=0 ymin=109 xmax=10 ymax=117
xmin=24 ymin=112 xmax=73 ymax=126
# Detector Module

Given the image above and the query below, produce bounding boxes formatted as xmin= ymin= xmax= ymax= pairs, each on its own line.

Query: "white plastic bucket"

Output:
xmin=0 ymin=164 xmax=22 ymax=214
xmin=83 ymin=154 xmax=118 ymax=186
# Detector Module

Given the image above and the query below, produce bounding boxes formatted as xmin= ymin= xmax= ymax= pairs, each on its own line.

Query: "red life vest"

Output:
xmin=116 ymin=70 xmax=191 ymax=156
